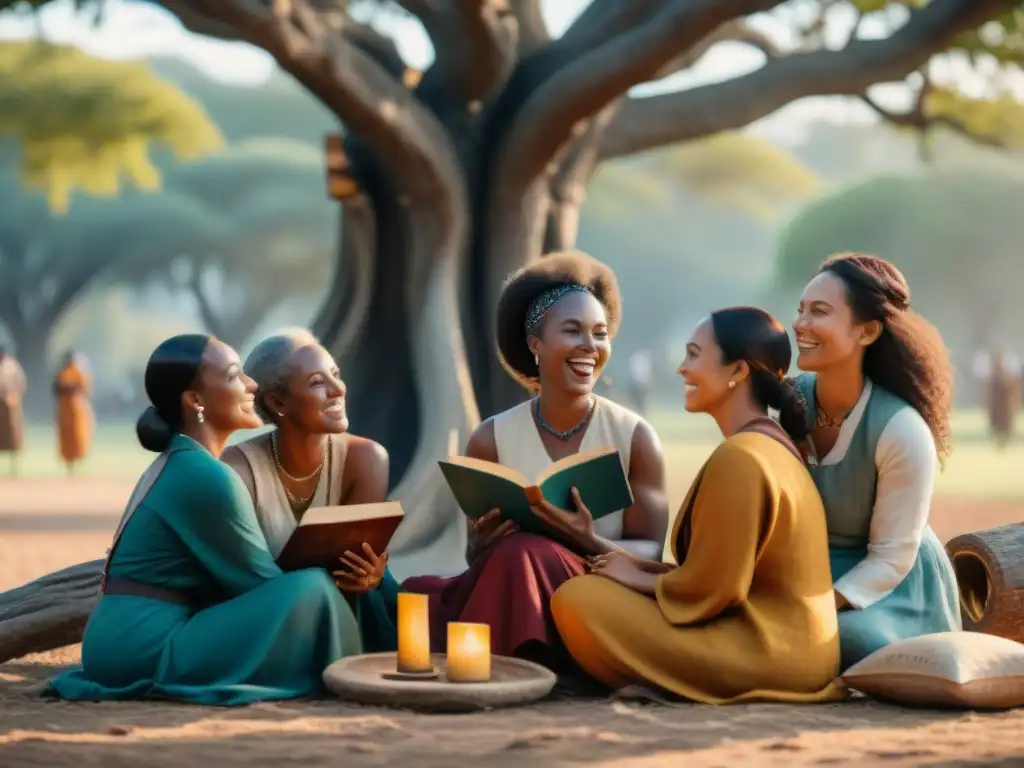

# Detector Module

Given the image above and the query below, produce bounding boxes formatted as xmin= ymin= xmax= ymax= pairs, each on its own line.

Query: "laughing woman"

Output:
xmin=222 ymin=330 xmax=399 ymax=653
xmin=48 ymin=335 xmax=362 ymax=705
xmin=403 ymin=251 xmax=669 ymax=667
xmin=793 ymin=253 xmax=961 ymax=670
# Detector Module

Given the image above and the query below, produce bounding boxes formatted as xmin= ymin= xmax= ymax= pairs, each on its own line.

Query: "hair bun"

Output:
xmin=136 ymin=405 xmax=174 ymax=453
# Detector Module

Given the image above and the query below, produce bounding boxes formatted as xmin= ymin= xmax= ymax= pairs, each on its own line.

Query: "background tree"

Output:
xmin=775 ymin=170 xmax=1024 ymax=355
xmin=0 ymin=40 xmax=222 ymax=211
xmin=0 ymin=170 xmax=233 ymax=410
xmin=156 ymin=139 xmax=337 ymax=349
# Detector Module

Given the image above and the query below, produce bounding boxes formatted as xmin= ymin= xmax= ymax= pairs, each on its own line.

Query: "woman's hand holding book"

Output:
xmin=467 ymin=508 xmax=518 ymax=562
xmin=333 ymin=542 xmax=388 ymax=594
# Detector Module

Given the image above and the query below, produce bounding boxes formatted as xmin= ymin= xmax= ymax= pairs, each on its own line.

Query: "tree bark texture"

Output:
xmin=0 ymin=0 xmax=1013 ymax=662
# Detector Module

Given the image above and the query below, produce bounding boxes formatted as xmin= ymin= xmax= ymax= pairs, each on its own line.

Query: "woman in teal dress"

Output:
xmin=48 ymin=334 xmax=363 ymax=706
xmin=793 ymin=253 xmax=961 ymax=670
xmin=223 ymin=329 xmax=398 ymax=652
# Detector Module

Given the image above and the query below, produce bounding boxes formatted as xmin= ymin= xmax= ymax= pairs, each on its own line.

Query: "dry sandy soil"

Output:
xmin=1 ymin=477 xmax=1023 ymax=767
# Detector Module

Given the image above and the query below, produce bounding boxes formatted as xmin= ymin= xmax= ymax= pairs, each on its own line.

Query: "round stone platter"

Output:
xmin=323 ymin=652 xmax=557 ymax=712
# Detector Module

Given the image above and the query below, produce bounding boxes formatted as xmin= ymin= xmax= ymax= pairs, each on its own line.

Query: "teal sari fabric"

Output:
xmin=47 ymin=435 xmax=363 ymax=706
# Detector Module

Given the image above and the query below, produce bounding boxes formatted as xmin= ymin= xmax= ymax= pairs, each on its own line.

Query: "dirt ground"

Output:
xmin=1 ymin=477 xmax=1023 ymax=767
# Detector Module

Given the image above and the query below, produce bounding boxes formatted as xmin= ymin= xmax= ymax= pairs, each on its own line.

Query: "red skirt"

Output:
xmin=401 ymin=532 xmax=585 ymax=664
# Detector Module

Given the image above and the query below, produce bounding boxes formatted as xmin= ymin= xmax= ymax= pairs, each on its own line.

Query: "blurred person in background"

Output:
xmin=53 ymin=350 xmax=95 ymax=475
xmin=0 ymin=346 xmax=26 ymax=476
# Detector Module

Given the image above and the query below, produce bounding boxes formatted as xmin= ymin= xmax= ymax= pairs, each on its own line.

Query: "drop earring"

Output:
xmin=534 ymin=354 xmax=539 ymax=366
xmin=196 ymin=405 xmax=205 ymax=424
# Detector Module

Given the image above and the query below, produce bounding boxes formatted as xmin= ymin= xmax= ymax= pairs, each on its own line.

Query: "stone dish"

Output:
xmin=323 ymin=652 xmax=557 ymax=712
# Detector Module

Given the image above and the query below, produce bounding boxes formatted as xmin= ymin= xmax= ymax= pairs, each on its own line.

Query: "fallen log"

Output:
xmin=0 ymin=558 xmax=102 ymax=663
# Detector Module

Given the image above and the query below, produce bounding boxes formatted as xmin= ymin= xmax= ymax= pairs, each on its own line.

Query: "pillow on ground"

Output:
xmin=840 ymin=632 xmax=1024 ymax=710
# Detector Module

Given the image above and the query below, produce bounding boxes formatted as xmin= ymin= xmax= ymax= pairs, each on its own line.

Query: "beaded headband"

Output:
xmin=524 ymin=283 xmax=591 ymax=336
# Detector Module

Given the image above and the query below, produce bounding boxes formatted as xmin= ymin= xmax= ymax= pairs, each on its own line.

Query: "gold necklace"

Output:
xmin=272 ymin=435 xmax=332 ymax=507
xmin=270 ymin=432 xmax=327 ymax=482
xmin=814 ymin=409 xmax=847 ymax=429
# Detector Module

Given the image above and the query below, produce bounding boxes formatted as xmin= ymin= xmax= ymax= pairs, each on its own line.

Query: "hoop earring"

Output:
xmin=196 ymin=405 xmax=205 ymax=424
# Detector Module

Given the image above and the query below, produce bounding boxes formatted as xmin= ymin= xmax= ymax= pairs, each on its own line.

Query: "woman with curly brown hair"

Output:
xmin=402 ymin=251 xmax=669 ymax=667
xmin=793 ymin=252 xmax=961 ymax=670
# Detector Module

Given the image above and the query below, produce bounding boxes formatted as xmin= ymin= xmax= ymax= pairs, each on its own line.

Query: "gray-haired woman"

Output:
xmin=222 ymin=329 xmax=399 ymax=651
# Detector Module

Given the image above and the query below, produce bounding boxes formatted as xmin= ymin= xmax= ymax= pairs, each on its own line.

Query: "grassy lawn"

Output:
xmin=6 ymin=408 xmax=1022 ymax=502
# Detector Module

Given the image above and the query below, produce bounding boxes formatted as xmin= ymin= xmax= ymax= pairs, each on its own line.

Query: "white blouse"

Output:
xmin=833 ymin=406 xmax=938 ymax=609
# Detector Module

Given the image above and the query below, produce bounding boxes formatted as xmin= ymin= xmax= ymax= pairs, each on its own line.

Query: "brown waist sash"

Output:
xmin=103 ymin=576 xmax=195 ymax=607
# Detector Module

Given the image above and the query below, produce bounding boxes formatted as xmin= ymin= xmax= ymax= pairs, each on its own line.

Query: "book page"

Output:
xmin=299 ymin=501 xmax=404 ymax=527
xmin=441 ymin=455 xmax=531 ymax=487
xmin=535 ymin=445 xmax=621 ymax=485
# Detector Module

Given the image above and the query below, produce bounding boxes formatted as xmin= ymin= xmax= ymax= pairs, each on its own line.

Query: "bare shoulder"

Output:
xmin=465 ymin=418 xmax=499 ymax=462
xmin=629 ymin=416 xmax=664 ymax=457
xmin=343 ymin=433 xmax=389 ymax=471
xmin=338 ymin=434 xmax=390 ymax=504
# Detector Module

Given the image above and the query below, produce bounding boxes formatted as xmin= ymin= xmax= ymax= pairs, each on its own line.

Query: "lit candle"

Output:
xmin=397 ymin=593 xmax=432 ymax=674
xmin=446 ymin=622 xmax=491 ymax=683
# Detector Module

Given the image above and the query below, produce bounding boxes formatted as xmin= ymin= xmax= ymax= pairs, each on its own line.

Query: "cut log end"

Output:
xmin=0 ymin=559 xmax=102 ymax=664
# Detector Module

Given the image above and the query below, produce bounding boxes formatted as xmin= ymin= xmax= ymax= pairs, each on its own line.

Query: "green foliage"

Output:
xmin=775 ymin=170 xmax=1024 ymax=344
xmin=657 ymin=132 xmax=822 ymax=221
xmin=848 ymin=2 xmax=1024 ymax=149
xmin=0 ymin=41 xmax=222 ymax=212
xmin=590 ymin=132 xmax=821 ymax=222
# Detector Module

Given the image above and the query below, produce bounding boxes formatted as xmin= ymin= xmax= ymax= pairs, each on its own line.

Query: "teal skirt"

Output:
xmin=830 ymin=526 xmax=962 ymax=671
xmin=350 ymin=568 xmax=399 ymax=653
xmin=47 ymin=568 xmax=399 ymax=706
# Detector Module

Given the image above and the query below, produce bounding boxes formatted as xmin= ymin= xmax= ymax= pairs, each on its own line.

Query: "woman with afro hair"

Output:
xmin=403 ymin=251 xmax=668 ymax=667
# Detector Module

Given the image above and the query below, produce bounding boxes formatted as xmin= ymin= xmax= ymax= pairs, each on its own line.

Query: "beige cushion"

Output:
xmin=840 ymin=632 xmax=1024 ymax=710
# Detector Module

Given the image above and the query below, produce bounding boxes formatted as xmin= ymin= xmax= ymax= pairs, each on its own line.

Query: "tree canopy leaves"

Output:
xmin=0 ymin=40 xmax=222 ymax=211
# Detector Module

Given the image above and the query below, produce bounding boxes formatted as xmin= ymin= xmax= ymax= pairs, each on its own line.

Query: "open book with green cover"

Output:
xmin=438 ymin=447 xmax=633 ymax=533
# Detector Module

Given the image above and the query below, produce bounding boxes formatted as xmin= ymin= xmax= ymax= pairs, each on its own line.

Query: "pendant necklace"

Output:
xmin=534 ymin=397 xmax=595 ymax=441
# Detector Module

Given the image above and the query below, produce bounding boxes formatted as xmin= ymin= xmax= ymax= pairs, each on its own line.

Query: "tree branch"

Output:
xmin=544 ymin=104 xmax=618 ymax=252
xmin=431 ymin=0 xmax=520 ymax=103
xmin=860 ymin=88 xmax=1010 ymax=151
xmin=159 ymin=1 xmax=407 ymax=76
xmin=496 ymin=0 xmax=785 ymax=193
xmin=187 ymin=1 xmax=463 ymax=207
xmin=187 ymin=260 xmax=226 ymax=340
xmin=598 ymin=0 xmax=1017 ymax=161
xmin=654 ymin=18 xmax=781 ymax=81
xmin=508 ymin=0 xmax=549 ymax=54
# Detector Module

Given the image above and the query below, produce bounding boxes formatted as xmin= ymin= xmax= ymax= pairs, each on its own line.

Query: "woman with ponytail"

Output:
xmin=793 ymin=253 xmax=960 ymax=670
xmin=551 ymin=307 xmax=842 ymax=703
xmin=48 ymin=334 xmax=364 ymax=706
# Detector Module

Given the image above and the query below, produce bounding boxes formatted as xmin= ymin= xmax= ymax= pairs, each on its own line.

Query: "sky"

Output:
xmin=0 ymin=0 xmax=911 ymax=144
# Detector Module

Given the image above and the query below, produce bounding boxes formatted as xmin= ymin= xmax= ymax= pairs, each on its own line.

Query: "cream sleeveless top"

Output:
xmin=492 ymin=395 xmax=641 ymax=540
xmin=234 ymin=432 xmax=348 ymax=559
